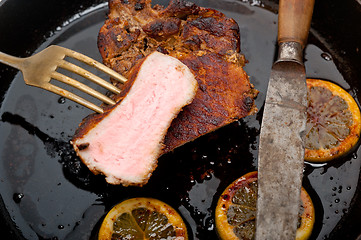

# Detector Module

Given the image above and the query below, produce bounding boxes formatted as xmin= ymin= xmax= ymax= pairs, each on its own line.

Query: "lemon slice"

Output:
xmin=98 ymin=197 xmax=188 ymax=240
xmin=305 ymin=78 xmax=361 ymax=162
xmin=215 ymin=171 xmax=315 ymax=240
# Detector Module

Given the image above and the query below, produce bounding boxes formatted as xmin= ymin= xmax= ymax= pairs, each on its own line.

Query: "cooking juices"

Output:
xmin=0 ymin=1 xmax=360 ymax=239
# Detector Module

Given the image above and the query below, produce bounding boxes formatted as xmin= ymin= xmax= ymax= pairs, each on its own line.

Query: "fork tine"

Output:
xmin=44 ymin=83 xmax=104 ymax=114
xmin=59 ymin=46 xmax=127 ymax=84
xmin=51 ymin=71 xmax=116 ymax=106
xmin=58 ymin=60 xmax=121 ymax=95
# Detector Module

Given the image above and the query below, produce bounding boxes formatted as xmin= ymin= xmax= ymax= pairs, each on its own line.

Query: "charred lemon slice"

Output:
xmin=305 ymin=78 xmax=361 ymax=162
xmin=98 ymin=197 xmax=188 ymax=240
xmin=215 ymin=171 xmax=315 ymax=240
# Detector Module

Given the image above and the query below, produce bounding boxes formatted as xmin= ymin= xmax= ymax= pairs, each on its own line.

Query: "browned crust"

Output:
xmin=163 ymin=52 xmax=258 ymax=152
xmin=97 ymin=0 xmax=244 ymax=74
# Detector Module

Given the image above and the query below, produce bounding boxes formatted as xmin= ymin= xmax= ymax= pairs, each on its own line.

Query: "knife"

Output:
xmin=255 ymin=0 xmax=315 ymax=239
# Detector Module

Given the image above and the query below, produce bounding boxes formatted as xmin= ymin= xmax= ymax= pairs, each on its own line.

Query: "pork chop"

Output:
xmin=97 ymin=0 xmax=258 ymax=153
xmin=72 ymin=0 xmax=258 ymax=186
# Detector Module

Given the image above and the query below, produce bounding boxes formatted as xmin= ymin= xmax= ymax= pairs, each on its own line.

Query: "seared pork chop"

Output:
xmin=72 ymin=52 xmax=198 ymax=186
xmin=97 ymin=0 xmax=258 ymax=153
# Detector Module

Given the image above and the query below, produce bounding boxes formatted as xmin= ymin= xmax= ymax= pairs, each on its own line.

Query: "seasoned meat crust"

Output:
xmin=97 ymin=0 xmax=258 ymax=152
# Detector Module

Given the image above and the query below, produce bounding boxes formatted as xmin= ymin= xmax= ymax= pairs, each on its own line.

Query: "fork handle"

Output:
xmin=0 ymin=51 xmax=24 ymax=70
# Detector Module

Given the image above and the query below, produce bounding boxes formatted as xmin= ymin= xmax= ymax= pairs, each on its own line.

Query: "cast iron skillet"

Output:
xmin=1 ymin=0 xmax=361 ymax=239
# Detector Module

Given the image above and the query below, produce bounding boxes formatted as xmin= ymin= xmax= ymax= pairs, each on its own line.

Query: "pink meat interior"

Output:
xmin=73 ymin=52 xmax=197 ymax=184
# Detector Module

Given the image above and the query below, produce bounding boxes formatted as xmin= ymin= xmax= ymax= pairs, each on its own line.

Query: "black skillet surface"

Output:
xmin=1 ymin=0 xmax=361 ymax=239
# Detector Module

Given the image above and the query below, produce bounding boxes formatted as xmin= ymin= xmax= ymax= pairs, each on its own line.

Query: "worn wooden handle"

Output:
xmin=278 ymin=0 xmax=315 ymax=48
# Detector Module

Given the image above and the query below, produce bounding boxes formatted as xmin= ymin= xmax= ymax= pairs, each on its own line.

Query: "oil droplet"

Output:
xmin=346 ymin=186 xmax=351 ymax=190
xmin=335 ymin=198 xmax=340 ymax=203
xmin=58 ymin=225 xmax=64 ymax=229
xmin=335 ymin=210 xmax=339 ymax=214
xmin=13 ymin=193 xmax=24 ymax=203
xmin=250 ymin=0 xmax=262 ymax=7
xmin=204 ymin=217 xmax=214 ymax=231
xmin=204 ymin=174 xmax=212 ymax=180
xmin=58 ymin=97 xmax=66 ymax=104
xmin=321 ymin=52 xmax=332 ymax=61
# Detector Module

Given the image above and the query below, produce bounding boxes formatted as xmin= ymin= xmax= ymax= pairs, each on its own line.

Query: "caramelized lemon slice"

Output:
xmin=215 ymin=171 xmax=315 ymax=240
xmin=305 ymin=79 xmax=361 ymax=162
xmin=98 ymin=198 xmax=188 ymax=240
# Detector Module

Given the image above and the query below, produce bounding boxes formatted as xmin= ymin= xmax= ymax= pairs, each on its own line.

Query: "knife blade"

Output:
xmin=255 ymin=0 xmax=315 ymax=239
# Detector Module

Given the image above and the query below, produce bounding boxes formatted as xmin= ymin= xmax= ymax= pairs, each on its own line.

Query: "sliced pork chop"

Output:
xmin=72 ymin=51 xmax=198 ymax=186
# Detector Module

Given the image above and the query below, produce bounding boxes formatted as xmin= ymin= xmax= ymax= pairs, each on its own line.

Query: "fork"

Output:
xmin=0 ymin=45 xmax=127 ymax=114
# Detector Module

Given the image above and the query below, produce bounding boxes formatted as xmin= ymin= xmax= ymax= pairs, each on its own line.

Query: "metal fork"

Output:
xmin=0 ymin=45 xmax=127 ymax=113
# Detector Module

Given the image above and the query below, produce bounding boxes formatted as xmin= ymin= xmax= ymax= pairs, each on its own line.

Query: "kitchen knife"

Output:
xmin=255 ymin=0 xmax=315 ymax=239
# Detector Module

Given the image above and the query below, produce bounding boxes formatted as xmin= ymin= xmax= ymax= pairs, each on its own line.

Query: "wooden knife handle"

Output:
xmin=278 ymin=0 xmax=315 ymax=49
